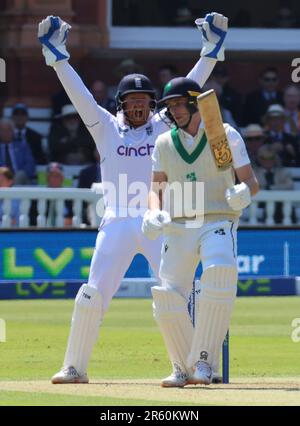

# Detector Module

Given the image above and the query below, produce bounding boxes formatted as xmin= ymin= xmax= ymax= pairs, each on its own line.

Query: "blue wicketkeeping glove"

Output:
xmin=38 ymin=15 xmax=71 ymax=66
xmin=195 ymin=12 xmax=228 ymax=61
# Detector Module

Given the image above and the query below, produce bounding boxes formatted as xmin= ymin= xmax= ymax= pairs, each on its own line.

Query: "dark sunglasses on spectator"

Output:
xmin=263 ymin=77 xmax=278 ymax=82
xmin=260 ymin=155 xmax=276 ymax=160
xmin=245 ymin=136 xmax=264 ymax=141
xmin=13 ymin=110 xmax=27 ymax=116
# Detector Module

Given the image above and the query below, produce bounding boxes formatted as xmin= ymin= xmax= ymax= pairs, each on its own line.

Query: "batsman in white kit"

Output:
xmin=37 ymin=12 xmax=229 ymax=384
xmin=142 ymin=78 xmax=259 ymax=386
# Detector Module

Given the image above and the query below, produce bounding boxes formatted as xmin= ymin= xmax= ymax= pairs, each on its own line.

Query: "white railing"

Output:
xmin=0 ymin=187 xmax=102 ymax=228
xmin=243 ymin=190 xmax=300 ymax=226
xmin=0 ymin=188 xmax=300 ymax=228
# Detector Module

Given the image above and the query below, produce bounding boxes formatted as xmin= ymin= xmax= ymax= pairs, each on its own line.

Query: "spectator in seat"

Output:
xmin=11 ymin=103 xmax=47 ymax=164
xmin=242 ymin=124 xmax=266 ymax=166
xmin=264 ymin=104 xmax=300 ymax=167
xmin=243 ymin=67 xmax=283 ymax=125
xmin=275 ymin=3 xmax=299 ymax=28
xmin=203 ymin=78 xmax=238 ymax=129
xmin=0 ymin=118 xmax=36 ymax=184
xmin=90 ymin=80 xmax=116 ymax=115
xmin=0 ymin=166 xmax=20 ymax=226
xmin=109 ymin=58 xmax=144 ymax=98
xmin=265 ymin=2 xmax=299 ymax=28
xmin=48 ymin=104 xmax=94 ymax=165
xmin=157 ymin=64 xmax=178 ymax=98
xmin=78 ymin=148 xmax=101 ymax=189
xmin=211 ymin=64 xmax=242 ymax=125
xmin=115 ymin=58 xmax=143 ymax=79
xmin=77 ymin=148 xmax=102 ymax=225
xmin=173 ymin=7 xmax=194 ymax=26
xmin=254 ymin=145 xmax=295 ymax=223
xmin=283 ymin=84 xmax=300 ymax=137
xmin=51 ymin=88 xmax=71 ymax=117
xmin=46 ymin=162 xmax=73 ymax=227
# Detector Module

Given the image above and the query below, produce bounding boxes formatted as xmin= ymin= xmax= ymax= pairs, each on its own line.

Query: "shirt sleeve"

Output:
xmin=225 ymin=124 xmax=251 ymax=169
xmin=186 ymin=57 xmax=217 ymax=89
xmin=53 ymin=61 xmax=113 ymax=142
xmin=152 ymin=142 xmax=164 ymax=172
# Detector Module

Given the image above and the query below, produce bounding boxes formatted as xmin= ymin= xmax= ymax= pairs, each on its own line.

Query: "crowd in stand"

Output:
xmin=0 ymin=60 xmax=300 ymax=226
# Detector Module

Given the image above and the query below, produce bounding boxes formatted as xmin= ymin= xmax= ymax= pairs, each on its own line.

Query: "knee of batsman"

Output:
xmin=197 ymin=265 xmax=238 ymax=301
xmin=202 ymin=248 xmax=236 ymax=268
xmin=75 ymin=284 xmax=104 ymax=313
xmin=151 ymin=286 xmax=189 ymax=321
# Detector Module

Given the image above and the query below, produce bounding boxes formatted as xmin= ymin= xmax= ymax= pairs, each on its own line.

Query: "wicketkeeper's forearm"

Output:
xmin=186 ymin=57 xmax=217 ymax=89
xmin=54 ymin=61 xmax=99 ymax=127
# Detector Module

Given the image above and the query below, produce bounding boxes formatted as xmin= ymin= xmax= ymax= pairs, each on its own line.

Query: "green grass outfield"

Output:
xmin=0 ymin=297 xmax=300 ymax=406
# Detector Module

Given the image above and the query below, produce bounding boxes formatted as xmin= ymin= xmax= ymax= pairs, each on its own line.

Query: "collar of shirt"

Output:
xmin=263 ymin=90 xmax=276 ymax=101
xmin=270 ymin=130 xmax=283 ymax=140
xmin=285 ymin=109 xmax=298 ymax=120
xmin=178 ymin=121 xmax=205 ymax=149
xmin=14 ymin=128 xmax=26 ymax=140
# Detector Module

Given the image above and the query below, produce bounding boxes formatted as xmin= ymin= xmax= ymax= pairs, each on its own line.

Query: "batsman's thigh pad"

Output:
xmin=200 ymin=221 xmax=238 ymax=269
xmin=63 ymin=284 xmax=103 ymax=375
xmin=152 ymin=286 xmax=194 ymax=373
xmin=159 ymin=230 xmax=199 ymax=288
xmin=187 ymin=265 xmax=237 ymax=367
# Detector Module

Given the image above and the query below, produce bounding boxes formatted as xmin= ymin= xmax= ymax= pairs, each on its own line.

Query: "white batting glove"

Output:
xmin=225 ymin=183 xmax=251 ymax=211
xmin=38 ymin=16 xmax=71 ymax=66
xmin=195 ymin=12 xmax=228 ymax=61
xmin=142 ymin=209 xmax=171 ymax=240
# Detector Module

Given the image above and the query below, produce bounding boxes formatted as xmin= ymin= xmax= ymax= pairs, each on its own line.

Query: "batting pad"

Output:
xmin=187 ymin=265 xmax=237 ymax=368
xmin=63 ymin=284 xmax=103 ymax=376
xmin=152 ymin=286 xmax=193 ymax=374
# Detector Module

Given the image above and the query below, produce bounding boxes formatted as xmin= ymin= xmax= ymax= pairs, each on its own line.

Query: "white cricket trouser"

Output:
xmin=155 ymin=219 xmax=238 ymax=376
xmin=87 ymin=214 xmax=162 ymax=312
xmin=160 ymin=220 xmax=238 ymax=298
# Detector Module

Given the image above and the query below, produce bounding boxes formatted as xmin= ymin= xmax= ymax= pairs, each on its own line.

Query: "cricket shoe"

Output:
xmin=161 ymin=369 xmax=189 ymax=388
xmin=190 ymin=361 xmax=212 ymax=385
xmin=51 ymin=366 xmax=89 ymax=384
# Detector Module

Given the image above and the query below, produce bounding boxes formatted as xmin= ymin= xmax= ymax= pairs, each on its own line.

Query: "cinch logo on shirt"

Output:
xmin=117 ymin=144 xmax=154 ymax=157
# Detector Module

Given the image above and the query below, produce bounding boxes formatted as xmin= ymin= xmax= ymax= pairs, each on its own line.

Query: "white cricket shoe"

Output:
xmin=161 ymin=369 xmax=189 ymax=388
xmin=191 ymin=361 xmax=212 ymax=385
xmin=51 ymin=366 xmax=89 ymax=384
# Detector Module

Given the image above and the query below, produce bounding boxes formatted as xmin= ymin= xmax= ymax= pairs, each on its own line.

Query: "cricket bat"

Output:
xmin=197 ymin=89 xmax=234 ymax=187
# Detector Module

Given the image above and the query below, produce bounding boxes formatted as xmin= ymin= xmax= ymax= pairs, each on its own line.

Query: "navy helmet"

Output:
xmin=115 ymin=74 xmax=156 ymax=111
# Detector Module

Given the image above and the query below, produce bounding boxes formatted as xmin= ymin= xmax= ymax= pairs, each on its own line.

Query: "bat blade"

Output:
xmin=197 ymin=89 xmax=233 ymax=171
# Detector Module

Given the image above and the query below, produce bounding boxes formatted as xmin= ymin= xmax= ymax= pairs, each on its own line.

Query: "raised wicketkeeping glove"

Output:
xmin=38 ymin=15 xmax=71 ymax=66
xmin=225 ymin=182 xmax=251 ymax=211
xmin=195 ymin=12 xmax=228 ymax=61
xmin=142 ymin=209 xmax=171 ymax=240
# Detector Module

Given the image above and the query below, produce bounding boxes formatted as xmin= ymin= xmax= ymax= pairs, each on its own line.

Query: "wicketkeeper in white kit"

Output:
xmin=142 ymin=78 xmax=259 ymax=386
xmin=37 ymin=13 xmax=229 ymax=384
